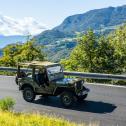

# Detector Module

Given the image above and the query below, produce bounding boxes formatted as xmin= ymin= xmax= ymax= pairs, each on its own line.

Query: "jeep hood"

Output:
xmin=55 ymin=78 xmax=81 ymax=85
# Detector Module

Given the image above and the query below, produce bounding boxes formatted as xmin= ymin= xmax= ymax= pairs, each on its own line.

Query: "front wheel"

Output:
xmin=77 ymin=94 xmax=88 ymax=102
xmin=23 ymin=87 xmax=36 ymax=102
xmin=60 ymin=91 xmax=74 ymax=107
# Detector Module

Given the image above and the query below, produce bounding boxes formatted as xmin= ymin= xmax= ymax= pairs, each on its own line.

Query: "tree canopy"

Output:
xmin=0 ymin=39 xmax=45 ymax=67
xmin=61 ymin=25 xmax=126 ymax=74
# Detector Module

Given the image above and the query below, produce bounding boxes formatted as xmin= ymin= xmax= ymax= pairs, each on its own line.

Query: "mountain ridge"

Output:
xmin=53 ymin=5 xmax=126 ymax=34
xmin=37 ymin=5 xmax=126 ymax=45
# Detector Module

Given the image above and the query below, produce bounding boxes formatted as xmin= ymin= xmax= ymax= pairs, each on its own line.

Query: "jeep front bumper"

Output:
xmin=77 ymin=88 xmax=90 ymax=96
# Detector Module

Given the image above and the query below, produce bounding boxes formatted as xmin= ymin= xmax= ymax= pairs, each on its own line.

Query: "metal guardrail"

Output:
xmin=0 ymin=67 xmax=31 ymax=72
xmin=64 ymin=71 xmax=126 ymax=80
xmin=0 ymin=67 xmax=126 ymax=80
xmin=0 ymin=67 xmax=17 ymax=72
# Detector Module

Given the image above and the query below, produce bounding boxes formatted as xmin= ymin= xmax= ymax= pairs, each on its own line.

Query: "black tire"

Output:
xmin=77 ymin=94 xmax=88 ymax=102
xmin=23 ymin=87 xmax=36 ymax=102
xmin=60 ymin=91 xmax=74 ymax=107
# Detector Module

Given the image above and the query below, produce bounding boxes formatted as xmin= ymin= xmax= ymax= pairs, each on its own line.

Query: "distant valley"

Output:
xmin=0 ymin=35 xmax=27 ymax=48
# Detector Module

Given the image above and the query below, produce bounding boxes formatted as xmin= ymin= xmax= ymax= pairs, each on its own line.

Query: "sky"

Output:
xmin=0 ymin=0 xmax=126 ymax=28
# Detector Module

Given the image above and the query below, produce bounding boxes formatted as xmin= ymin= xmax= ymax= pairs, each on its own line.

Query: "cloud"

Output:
xmin=0 ymin=14 xmax=47 ymax=36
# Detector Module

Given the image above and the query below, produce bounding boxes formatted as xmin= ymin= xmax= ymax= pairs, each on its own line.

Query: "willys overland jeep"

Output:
xmin=16 ymin=61 xmax=90 ymax=107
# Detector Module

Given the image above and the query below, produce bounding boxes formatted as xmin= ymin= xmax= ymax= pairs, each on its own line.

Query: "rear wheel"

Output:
xmin=60 ymin=91 xmax=74 ymax=107
xmin=23 ymin=87 xmax=36 ymax=102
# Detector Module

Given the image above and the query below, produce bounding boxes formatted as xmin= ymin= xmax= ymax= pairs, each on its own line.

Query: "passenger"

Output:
xmin=43 ymin=69 xmax=49 ymax=86
xmin=37 ymin=69 xmax=45 ymax=86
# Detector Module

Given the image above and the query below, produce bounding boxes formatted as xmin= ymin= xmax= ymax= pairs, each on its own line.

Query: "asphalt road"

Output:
xmin=0 ymin=76 xmax=126 ymax=126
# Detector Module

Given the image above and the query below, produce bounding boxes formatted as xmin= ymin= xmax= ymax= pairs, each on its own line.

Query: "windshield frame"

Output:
xmin=46 ymin=64 xmax=64 ymax=81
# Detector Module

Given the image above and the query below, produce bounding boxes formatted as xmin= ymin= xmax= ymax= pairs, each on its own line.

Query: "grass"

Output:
xmin=0 ymin=97 xmax=98 ymax=126
xmin=0 ymin=111 xmax=99 ymax=126
xmin=0 ymin=97 xmax=15 ymax=111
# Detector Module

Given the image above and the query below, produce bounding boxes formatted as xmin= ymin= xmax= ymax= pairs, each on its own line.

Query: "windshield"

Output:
xmin=47 ymin=65 xmax=64 ymax=81
xmin=47 ymin=65 xmax=62 ymax=74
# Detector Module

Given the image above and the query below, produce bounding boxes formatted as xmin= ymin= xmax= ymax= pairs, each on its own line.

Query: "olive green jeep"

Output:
xmin=16 ymin=61 xmax=90 ymax=107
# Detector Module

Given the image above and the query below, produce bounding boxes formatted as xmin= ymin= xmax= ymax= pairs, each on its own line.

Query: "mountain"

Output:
xmin=0 ymin=14 xmax=47 ymax=36
xmin=37 ymin=5 xmax=126 ymax=41
xmin=54 ymin=5 xmax=126 ymax=34
xmin=35 ymin=5 xmax=126 ymax=62
xmin=36 ymin=29 xmax=74 ymax=45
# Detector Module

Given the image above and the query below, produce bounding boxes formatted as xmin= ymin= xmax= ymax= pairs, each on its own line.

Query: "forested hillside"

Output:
xmin=61 ymin=25 xmax=126 ymax=74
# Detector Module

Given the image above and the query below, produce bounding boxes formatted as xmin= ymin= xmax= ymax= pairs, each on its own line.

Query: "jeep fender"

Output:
xmin=20 ymin=84 xmax=34 ymax=92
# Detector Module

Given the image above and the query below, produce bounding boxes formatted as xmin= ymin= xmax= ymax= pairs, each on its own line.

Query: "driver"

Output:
xmin=37 ymin=69 xmax=49 ymax=87
xmin=18 ymin=71 xmax=27 ymax=78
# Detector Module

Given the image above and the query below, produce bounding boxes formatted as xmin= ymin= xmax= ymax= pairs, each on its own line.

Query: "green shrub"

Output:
xmin=112 ymin=80 xmax=126 ymax=86
xmin=0 ymin=97 xmax=15 ymax=111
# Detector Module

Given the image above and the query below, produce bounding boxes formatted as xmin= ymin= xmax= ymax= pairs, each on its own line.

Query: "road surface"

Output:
xmin=0 ymin=76 xmax=126 ymax=126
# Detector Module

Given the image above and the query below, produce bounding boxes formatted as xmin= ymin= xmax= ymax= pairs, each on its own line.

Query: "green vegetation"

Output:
xmin=0 ymin=111 xmax=99 ymax=126
xmin=61 ymin=25 xmax=126 ymax=75
xmin=0 ymin=39 xmax=45 ymax=67
xmin=0 ymin=97 xmax=15 ymax=111
xmin=0 ymin=97 xmax=98 ymax=126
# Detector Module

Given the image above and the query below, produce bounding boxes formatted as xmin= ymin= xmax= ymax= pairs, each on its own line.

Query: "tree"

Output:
xmin=108 ymin=25 xmax=126 ymax=73
xmin=61 ymin=30 xmax=98 ymax=72
xmin=61 ymin=28 xmax=125 ymax=74
xmin=0 ymin=39 xmax=45 ymax=67
xmin=0 ymin=44 xmax=21 ymax=66
xmin=14 ymin=39 xmax=45 ymax=63
xmin=94 ymin=36 xmax=116 ymax=73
